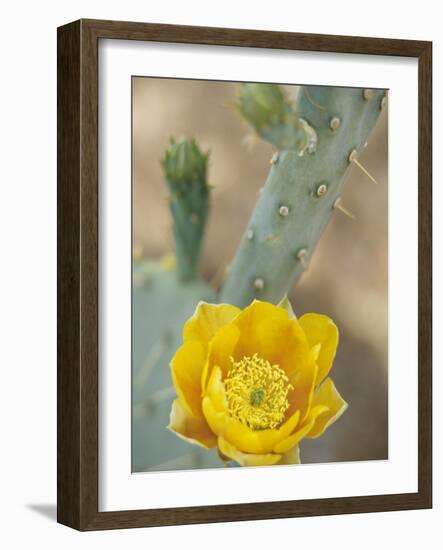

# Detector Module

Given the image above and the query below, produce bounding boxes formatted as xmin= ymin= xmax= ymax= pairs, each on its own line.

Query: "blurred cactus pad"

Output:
xmin=132 ymin=83 xmax=386 ymax=471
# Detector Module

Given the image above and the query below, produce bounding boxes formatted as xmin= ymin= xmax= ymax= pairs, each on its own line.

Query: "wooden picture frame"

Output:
xmin=57 ymin=18 xmax=432 ymax=530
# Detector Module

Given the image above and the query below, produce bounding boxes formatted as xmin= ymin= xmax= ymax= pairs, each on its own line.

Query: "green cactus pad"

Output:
xmin=221 ymin=85 xmax=386 ymax=307
xmin=132 ymin=260 xmax=221 ymax=471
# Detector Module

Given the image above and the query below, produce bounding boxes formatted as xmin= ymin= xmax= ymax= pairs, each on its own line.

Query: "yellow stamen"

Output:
xmin=224 ymin=354 xmax=293 ymax=430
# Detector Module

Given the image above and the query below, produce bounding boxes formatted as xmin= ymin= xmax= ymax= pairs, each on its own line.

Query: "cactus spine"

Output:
xmin=220 ymin=85 xmax=386 ymax=307
xmin=162 ymin=138 xmax=210 ymax=281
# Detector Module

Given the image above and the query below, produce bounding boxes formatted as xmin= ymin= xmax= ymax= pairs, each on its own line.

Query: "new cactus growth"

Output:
xmin=221 ymin=84 xmax=386 ymax=307
xmin=162 ymin=137 xmax=210 ymax=281
xmin=238 ymin=83 xmax=318 ymax=154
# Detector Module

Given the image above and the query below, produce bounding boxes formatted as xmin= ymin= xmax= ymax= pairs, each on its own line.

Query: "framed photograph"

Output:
xmin=57 ymin=19 xmax=432 ymax=530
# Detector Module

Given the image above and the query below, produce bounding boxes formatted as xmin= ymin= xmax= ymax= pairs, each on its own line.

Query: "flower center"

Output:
xmin=224 ymin=353 xmax=293 ymax=430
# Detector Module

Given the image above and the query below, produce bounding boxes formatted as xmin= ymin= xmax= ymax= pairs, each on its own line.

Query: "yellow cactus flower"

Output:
xmin=168 ymin=298 xmax=347 ymax=466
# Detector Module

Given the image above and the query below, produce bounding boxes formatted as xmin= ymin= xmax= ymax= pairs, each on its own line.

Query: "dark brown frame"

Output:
xmin=57 ymin=18 xmax=432 ymax=531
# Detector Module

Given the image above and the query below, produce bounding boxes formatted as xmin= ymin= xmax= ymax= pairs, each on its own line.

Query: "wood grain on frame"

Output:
xmin=57 ymin=19 xmax=432 ymax=530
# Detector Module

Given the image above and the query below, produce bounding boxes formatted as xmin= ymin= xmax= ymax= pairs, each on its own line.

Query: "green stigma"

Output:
xmin=250 ymin=388 xmax=265 ymax=407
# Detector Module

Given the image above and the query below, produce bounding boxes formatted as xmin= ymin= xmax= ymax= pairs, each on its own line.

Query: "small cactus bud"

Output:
xmin=238 ymin=83 xmax=317 ymax=154
xmin=238 ymin=83 xmax=289 ymax=132
xmin=162 ymin=137 xmax=208 ymax=187
xmin=161 ymin=137 xmax=210 ymax=282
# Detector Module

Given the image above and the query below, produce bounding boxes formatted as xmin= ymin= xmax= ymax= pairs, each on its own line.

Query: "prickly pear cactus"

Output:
xmin=133 ymin=86 xmax=386 ymax=471
xmin=221 ymin=84 xmax=386 ymax=307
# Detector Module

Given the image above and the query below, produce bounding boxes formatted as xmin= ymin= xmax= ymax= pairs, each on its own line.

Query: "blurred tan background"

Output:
xmin=133 ymin=77 xmax=388 ymax=463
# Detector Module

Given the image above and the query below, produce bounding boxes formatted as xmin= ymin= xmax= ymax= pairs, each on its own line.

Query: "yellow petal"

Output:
xmin=287 ymin=357 xmax=318 ymax=423
xmin=273 ymin=405 xmax=329 ymax=453
xmin=201 ymin=323 xmax=241 ymax=391
xmin=279 ymin=445 xmax=301 ymax=465
xmin=204 ymin=363 xmax=229 ymax=411
xmin=218 ymin=437 xmax=282 ymax=467
xmin=170 ymin=340 xmax=206 ymax=418
xmin=202 ymin=367 xmax=301 ymax=454
xmin=233 ymin=300 xmax=288 ymax=359
xmin=248 ymin=316 xmax=317 ymax=422
xmin=299 ymin=313 xmax=339 ymax=385
xmin=252 ymin=317 xmax=294 ymax=367
xmin=255 ymin=317 xmax=313 ymax=380
xmin=183 ymin=302 xmax=240 ymax=350
xmin=168 ymin=399 xmax=216 ymax=449
xmin=307 ymin=378 xmax=348 ymax=438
